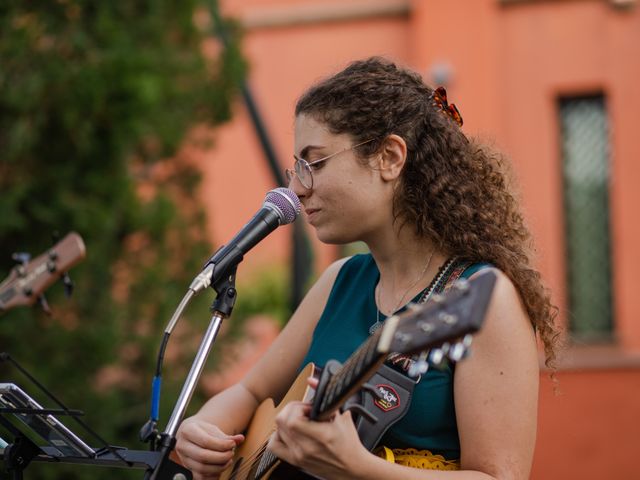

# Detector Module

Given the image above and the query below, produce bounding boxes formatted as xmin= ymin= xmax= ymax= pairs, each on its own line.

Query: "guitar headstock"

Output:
xmin=0 ymin=232 xmax=86 ymax=313
xmin=377 ymin=270 xmax=497 ymax=360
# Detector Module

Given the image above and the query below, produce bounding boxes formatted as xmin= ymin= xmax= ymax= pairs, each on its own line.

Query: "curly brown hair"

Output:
xmin=296 ymin=57 xmax=559 ymax=367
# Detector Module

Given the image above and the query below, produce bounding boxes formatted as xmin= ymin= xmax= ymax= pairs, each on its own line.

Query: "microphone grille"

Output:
xmin=264 ymin=188 xmax=301 ymax=225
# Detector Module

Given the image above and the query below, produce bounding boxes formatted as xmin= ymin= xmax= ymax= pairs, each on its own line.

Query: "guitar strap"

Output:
xmin=349 ymin=362 xmax=417 ymax=450
xmin=351 ymin=257 xmax=474 ymax=451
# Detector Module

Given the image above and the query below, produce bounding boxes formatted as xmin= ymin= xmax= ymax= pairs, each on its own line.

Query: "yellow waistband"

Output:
xmin=374 ymin=446 xmax=460 ymax=471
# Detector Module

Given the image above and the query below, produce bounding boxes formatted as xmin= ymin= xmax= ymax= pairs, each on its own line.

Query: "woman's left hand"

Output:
xmin=267 ymin=400 xmax=369 ymax=479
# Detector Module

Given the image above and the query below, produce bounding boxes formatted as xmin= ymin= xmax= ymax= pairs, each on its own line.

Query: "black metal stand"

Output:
xmin=143 ymin=268 xmax=238 ymax=480
xmin=0 ymin=355 xmax=192 ymax=479
xmin=2 ymin=434 xmax=41 ymax=480
xmin=1 ymin=439 xmax=191 ymax=480
xmin=0 ymin=410 xmax=192 ymax=480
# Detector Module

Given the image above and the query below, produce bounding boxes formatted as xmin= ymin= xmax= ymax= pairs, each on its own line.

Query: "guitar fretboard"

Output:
xmin=317 ymin=327 xmax=384 ymax=416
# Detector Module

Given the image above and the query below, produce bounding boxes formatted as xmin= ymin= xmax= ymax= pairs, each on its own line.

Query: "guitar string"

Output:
xmin=233 ymin=346 xmax=383 ymax=478
xmin=232 ymin=437 xmax=273 ymax=479
xmin=232 ymin=441 xmax=267 ymax=479
xmin=223 ymin=434 xmax=264 ymax=479
xmin=233 ymin=333 xmax=386 ymax=477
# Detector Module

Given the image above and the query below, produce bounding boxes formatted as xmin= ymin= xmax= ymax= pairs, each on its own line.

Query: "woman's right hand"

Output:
xmin=175 ymin=416 xmax=245 ymax=480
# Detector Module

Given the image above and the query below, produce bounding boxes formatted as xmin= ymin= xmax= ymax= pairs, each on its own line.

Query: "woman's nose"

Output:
xmin=287 ymin=173 xmax=308 ymax=198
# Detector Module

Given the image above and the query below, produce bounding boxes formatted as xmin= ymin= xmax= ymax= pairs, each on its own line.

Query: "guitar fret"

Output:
xmin=320 ymin=332 xmax=381 ymax=413
xmin=343 ymin=361 xmax=355 ymax=387
xmin=322 ymin=350 xmax=361 ymax=411
xmin=364 ymin=340 xmax=380 ymax=367
xmin=343 ymin=340 xmax=369 ymax=377
xmin=364 ymin=328 xmax=382 ymax=365
xmin=322 ymin=373 xmax=344 ymax=412
xmin=353 ymin=351 xmax=367 ymax=383
xmin=321 ymin=379 xmax=336 ymax=411
xmin=361 ymin=339 xmax=377 ymax=368
xmin=344 ymin=336 xmax=376 ymax=383
xmin=321 ymin=374 xmax=339 ymax=412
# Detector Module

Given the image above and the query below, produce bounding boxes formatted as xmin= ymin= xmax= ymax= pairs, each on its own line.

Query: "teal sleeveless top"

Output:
xmin=300 ymin=254 xmax=488 ymax=460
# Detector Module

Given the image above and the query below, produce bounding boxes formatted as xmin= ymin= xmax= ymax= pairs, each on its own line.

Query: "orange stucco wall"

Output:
xmin=535 ymin=368 xmax=640 ymax=478
xmin=195 ymin=1 xmax=640 ymax=478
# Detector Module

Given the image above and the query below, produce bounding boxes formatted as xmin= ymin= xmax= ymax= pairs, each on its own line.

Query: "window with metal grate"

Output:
xmin=559 ymin=94 xmax=614 ymax=341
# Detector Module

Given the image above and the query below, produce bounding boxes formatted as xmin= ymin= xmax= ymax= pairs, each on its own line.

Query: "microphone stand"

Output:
xmin=145 ymin=266 xmax=238 ymax=480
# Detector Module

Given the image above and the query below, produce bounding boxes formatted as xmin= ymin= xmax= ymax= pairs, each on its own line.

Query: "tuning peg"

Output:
xmin=11 ymin=253 xmax=31 ymax=277
xmin=408 ymin=350 xmax=430 ymax=378
xmin=448 ymin=342 xmax=467 ymax=362
xmin=453 ymin=278 xmax=470 ymax=293
xmin=48 ymin=232 xmax=63 ymax=263
xmin=38 ymin=295 xmax=52 ymax=316
xmin=450 ymin=334 xmax=474 ymax=362
xmin=447 ymin=334 xmax=474 ymax=362
xmin=11 ymin=252 xmax=31 ymax=265
xmin=62 ymin=272 xmax=74 ymax=298
xmin=428 ymin=348 xmax=445 ymax=367
xmin=429 ymin=344 xmax=453 ymax=370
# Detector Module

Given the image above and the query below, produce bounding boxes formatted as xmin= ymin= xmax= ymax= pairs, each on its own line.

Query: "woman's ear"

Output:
xmin=378 ymin=134 xmax=407 ymax=181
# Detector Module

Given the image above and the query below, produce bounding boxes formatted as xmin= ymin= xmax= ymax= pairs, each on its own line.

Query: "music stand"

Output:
xmin=0 ymin=354 xmax=192 ymax=480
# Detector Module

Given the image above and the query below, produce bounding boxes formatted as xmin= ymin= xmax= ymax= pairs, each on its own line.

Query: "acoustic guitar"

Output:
xmin=0 ymin=232 xmax=86 ymax=314
xmin=220 ymin=270 xmax=497 ymax=480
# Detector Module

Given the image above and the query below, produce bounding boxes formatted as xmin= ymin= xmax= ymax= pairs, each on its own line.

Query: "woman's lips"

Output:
xmin=305 ymin=208 xmax=320 ymax=223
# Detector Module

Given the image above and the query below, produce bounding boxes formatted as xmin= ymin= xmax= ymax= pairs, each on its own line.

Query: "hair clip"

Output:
xmin=431 ymin=86 xmax=463 ymax=127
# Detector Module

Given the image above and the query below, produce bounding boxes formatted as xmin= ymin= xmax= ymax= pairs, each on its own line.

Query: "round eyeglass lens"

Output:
xmin=295 ymin=161 xmax=313 ymax=189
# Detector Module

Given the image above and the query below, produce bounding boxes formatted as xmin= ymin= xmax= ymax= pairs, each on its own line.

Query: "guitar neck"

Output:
xmin=0 ymin=232 xmax=85 ymax=312
xmin=311 ymin=325 xmax=389 ymax=421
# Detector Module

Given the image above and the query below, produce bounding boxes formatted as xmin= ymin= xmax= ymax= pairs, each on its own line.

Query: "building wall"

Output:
xmin=197 ymin=1 xmax=640 ymax=478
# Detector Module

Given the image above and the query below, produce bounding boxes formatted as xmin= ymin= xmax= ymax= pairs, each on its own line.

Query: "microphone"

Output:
xmin=189 ymin=187 xmax=301 ymax=293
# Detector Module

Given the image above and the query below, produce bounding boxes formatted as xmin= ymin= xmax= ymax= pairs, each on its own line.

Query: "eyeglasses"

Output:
xmin=285 ymin=138 xmax=376 ymax=190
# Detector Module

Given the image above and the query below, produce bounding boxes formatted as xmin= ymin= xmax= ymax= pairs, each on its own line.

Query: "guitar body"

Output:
xmin=221 ymin=363 xmax=317 ymax=480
